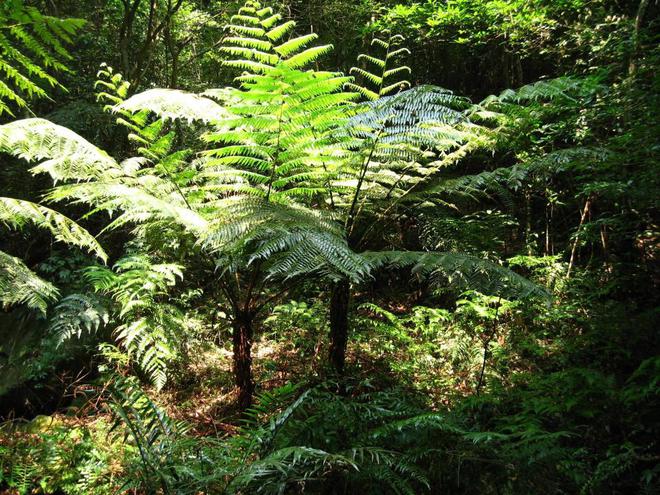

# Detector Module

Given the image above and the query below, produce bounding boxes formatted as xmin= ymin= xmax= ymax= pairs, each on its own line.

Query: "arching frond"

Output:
xmin=0 ymin=250 xmax=58 ymax=314
xmin=114 ymin=89 xmax=231 ymax=123
xmin=0 ymin=197 xmax=107 ymax=261
xmin=482 ymin=76 xmax=603 ymax=107
xmin=362 ymin=251 xmax=549 ymax=299
xmin=0 ymin=118 xmax=118 ymax=181
xmin=415 ymin=147 xmax=611 ymax=207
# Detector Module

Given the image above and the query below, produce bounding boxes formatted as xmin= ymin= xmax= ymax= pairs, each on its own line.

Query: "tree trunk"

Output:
xmin=328 ymin=279 xmax=350 ymax=374
xmin=232 ymin=313 xmax=254 ymax=410
xmin=567 ymin=195 xmax=593 ymax=278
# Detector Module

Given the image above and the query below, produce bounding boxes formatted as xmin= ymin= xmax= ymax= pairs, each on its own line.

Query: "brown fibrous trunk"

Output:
xmin=232 ymin=314 xmax=254 ymax=410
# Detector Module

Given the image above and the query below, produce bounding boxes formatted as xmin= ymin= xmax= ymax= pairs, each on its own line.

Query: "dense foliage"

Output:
xmin=0 ymin=0 xmax=658 ymax=493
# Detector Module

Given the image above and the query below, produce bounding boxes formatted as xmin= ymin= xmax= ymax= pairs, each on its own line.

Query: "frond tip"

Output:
xmin=114 ymin=89 xmax=231 ymax=123
xmin=0 ymin=118 xmax=117 ymax=181
xmin=0 ymin=197 xmax=107 ymax=262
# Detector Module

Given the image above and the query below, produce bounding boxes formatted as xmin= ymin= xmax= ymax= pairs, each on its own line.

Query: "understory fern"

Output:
xmin=85 ymin=256 xmax=184 ymax=390
xmin=0 ymin=196 xmax=105 ymax=314
xmin=48 ymin=293 xmax=109 ymax=344
xmin=106 ymin=376 xmax=191 ymax=493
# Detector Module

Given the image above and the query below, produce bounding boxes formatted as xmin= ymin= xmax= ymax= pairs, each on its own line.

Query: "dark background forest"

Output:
xmin=0 ymin=0 xmax=658 ymax=493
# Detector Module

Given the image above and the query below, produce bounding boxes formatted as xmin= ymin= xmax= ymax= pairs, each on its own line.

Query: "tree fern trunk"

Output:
xmin=232 ymin=313 xmax=254 ymax=410
xmin=329 ymin=279 xmax=350 ymax=374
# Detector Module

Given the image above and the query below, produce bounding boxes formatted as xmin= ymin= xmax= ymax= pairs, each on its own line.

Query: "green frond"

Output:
xmin=48 ymin=181 xmax=208 ymax=233
xmin=348 ymin=33 xmax=412 ymax=104
xmin=275 ymin=33 xmax=318 ymax=57
xmin=260 ymin=13 xmax=282 ymax=29
xmin=386 ymin=47 xmax=411 ymax=60
xmin=221 ymin=45 xmax=280 ymax=65
xmin=371 ymin=38 xmax=389 ymax=49
xmin=230 ymin=14 xmax=261 ymax=26
xmin=379 ymin=79 xmax=411 ymax=96
xmin=116 ymin=318 xmax=173 ymax=390
xmin=0 ymin=197 xmax=107 ymax=261
xmin=362 ymin=250 xmax=549 ymax=299
xmin=49 ymin=293 xmax=109 ymax=344
xmin=350 ymin=67 xmax=383 ymax=87
xmin=108 ymin=376 xmax=188 ymax=460
xmin=483 ymin=76 xmax=598 ymax=106
xmin=344 ymin=83 xmax=379 ymax=101
xmin=357 ymin=54 xmax=386 ymax=69
xmin=222 ymin=36 xmax=272 ymax=51
xmin=228 ymin=446 xmax=360 ymax=493
xmin=0 ymin=1 xmax=84 ymax=115
xmin=263 ymin=229 xmax=370 ymax=283
xmin=223 ymin=58 xmax=274 ymax=74
xmin=85 ymin=256 xmax=184 ymax=389
xmin=266 ymin=20 xmax=295 ymax=42
xmin=221 ymin=2 xmax=333 ymax=81
xmin=0 ymin=118 xmax=118 ymax=181
xmin=225 ymin=24 xmax=266 ymax=38
xmin=383 ymin=66 xmax=411 ymax=79
xmin=282 ymin=45 xmax=333 ymax=69
xmin=0 ymin=250 xmax=58 ymax=314
xmin=114 ymin=89 xmax=231 ymax=123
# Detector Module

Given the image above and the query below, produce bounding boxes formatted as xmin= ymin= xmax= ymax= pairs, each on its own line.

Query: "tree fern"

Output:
xmin=0 ymin=62 xmax=367 ymax=406
xmin=0 ymin=0 xmax=84 ymax=115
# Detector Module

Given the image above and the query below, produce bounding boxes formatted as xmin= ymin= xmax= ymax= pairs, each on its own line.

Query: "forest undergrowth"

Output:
xmin=0 ymin=0 xmax=658 ymax=493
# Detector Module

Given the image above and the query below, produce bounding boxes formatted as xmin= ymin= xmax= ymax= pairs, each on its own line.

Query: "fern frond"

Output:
xmin=0 ymin=1 xmax=84 ymax=115
xmin=266 ymin=20 xmax=295 ymax=42
xmin=348 ymin=34 xmax=411 ymax=101
xmin=282 ymin=45 xmax=333 ymax=69
xmin=0 ymin=250 xmax=58 ymax=314
xmin=221 ymin=1 xmax=333 ymax=80
xmin=84 ymin=256 xmax=184 ymax=389
xmin=108 ymin=375 xmax=188 ymax=454
xmin=362 ymin=250 xmax=549 ymax=299
xmin=0 ymin=197 xmax=107 ymax=261
xmin=0 ymin=118 xmax=118 ymax=181
xmin=114 ymin=89 xmax=230 ymax=123
xmin=49 ymin=293 xmax=109 ymax=344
